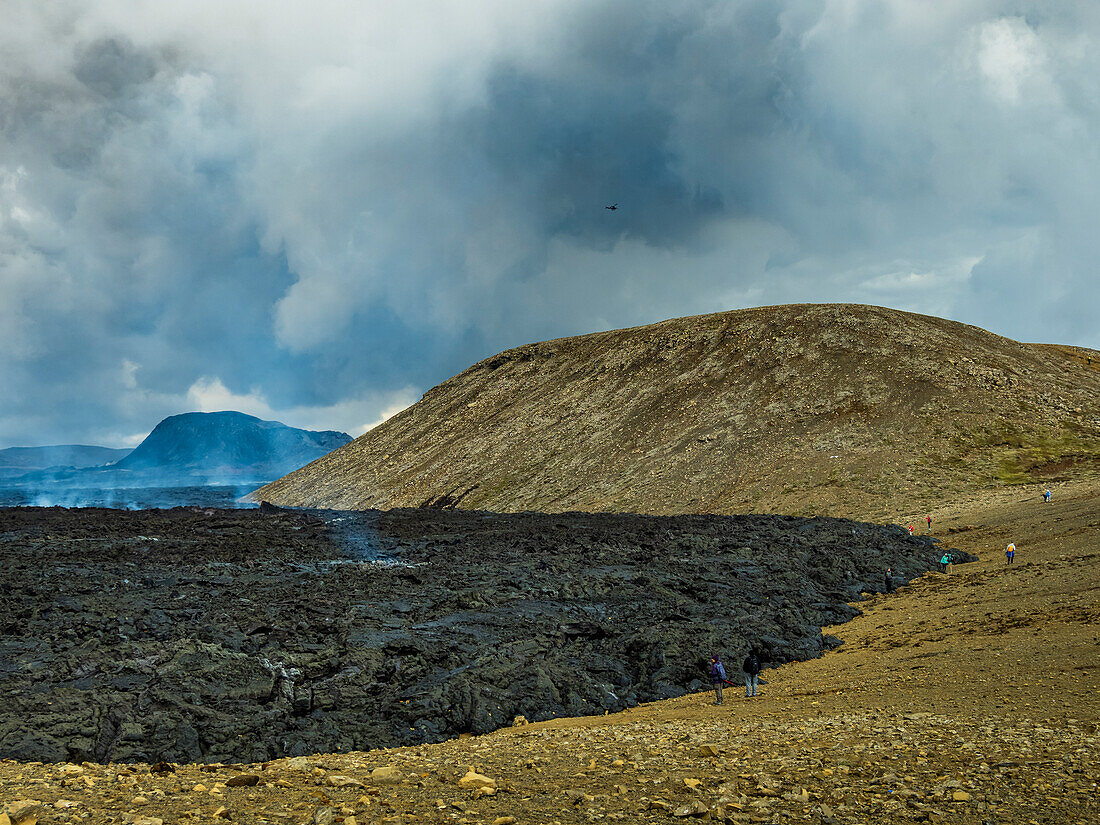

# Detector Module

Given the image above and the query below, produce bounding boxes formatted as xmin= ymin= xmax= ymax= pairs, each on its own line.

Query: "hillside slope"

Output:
xmin=116 ymin=411 xmax=351 ymax=480
xmin=252 ymin=304 xmax=1100 ymax=519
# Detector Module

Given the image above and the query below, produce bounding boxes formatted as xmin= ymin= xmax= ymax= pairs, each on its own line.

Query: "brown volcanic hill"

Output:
xmin=251 ymin=303 xmax=1100 ymax=519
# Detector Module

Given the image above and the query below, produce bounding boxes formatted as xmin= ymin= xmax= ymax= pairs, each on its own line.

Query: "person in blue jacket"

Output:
xmin=709 ymin=656 xmax=727 ymax=705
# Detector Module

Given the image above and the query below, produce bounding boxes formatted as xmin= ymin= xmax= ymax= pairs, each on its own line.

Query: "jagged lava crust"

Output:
xmin=0 ymin=505 xmax=962 ymax=764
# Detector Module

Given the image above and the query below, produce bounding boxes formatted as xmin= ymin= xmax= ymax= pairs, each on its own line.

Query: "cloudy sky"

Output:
xmin=1 ymin=1 xmax=1097 ymax=449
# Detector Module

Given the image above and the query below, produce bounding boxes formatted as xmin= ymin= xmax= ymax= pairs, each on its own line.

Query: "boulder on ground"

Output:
xmin=370 ymin=766 xmax=403 ymax=784
xmin=458 ymin=768 xmax=495 ymax=789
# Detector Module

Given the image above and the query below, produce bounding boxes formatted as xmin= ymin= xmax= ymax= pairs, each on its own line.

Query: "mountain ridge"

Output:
xmin=2 ymin=412 xmax=352 ymax=489
xmin=114 ymin=411 xmax=351 ymax=478
xmin=0 ymin=445 xmax=131 ymax=472
xmin=251 ymin=303 xmax=1100 ymax=518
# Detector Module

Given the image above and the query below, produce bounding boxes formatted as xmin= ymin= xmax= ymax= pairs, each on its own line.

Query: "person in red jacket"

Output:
xmin=925 ymin=515 xmax=932 ymax=532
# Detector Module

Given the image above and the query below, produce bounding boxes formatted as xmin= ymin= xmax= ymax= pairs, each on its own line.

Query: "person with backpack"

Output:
xmin=925 ymin=515 xmax=932 ymax=532
xmin=884 ymin=567 xmax=894 ymax=593
xmin=742 ymin=650 xmax=761 ymax=697
xmin=1006 ymin=543 xmax=1016 ymax=564
xmin=940 ymin=552 xmax=952 ymax=573
xmin=708 ymin=656 xmax=727 ymax=705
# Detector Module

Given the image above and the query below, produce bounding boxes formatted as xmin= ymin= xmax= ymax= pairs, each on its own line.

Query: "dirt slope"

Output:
xmin=4 ymin=481 xmax=1096 ymax=824
xmin=251 ymin=304 xmax=1100 ymax=520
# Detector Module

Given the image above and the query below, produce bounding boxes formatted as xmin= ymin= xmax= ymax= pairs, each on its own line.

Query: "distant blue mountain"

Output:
xmin=0 ymin=445 xmax=131 ymax=473
xmin=1 ymin=412 xmax=352 ymax=489
xmin=113 ymin=411 xmax=352 ymax=479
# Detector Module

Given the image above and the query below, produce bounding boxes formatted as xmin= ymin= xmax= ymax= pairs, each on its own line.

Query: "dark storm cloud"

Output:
xmin=73 ymin=37 xmax=158 ymax=98
xmin=0 ymin=1 xmax=1097 ymax=448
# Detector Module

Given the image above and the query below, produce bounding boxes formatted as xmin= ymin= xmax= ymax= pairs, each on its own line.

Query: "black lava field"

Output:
xmin=0 ymin=505 xmax=965 ymax=763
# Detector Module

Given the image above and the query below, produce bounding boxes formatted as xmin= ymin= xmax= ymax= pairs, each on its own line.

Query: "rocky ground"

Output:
xmin=0 ymin=480 xmax=1096 ymax=824
xmin=0 ymin=507 xmax=955 ymax=764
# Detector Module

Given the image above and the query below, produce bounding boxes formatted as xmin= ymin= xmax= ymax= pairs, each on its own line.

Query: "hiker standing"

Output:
xmin=1044 ymin=489 xmax=1052 ymax=504
xmin=925 ymin=515 xmax=932 ymax=532
xmin=884 ymin=567 xmax=894 ymax=593
xmin=1006 ymin=543 xmax=1015 ymax=564
xmin=742 ymin=651 xmax=761 ymax=698
xmin=940 ymin=552 xmax=952 ymax=573
xmin=708 ymin=656 xmax=727 ymax=705
xmin=907 ymin=524 xmax=914 ymax=536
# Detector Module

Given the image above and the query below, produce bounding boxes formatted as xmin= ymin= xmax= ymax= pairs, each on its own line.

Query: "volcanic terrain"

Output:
xmin=2 ymin=304 xmax=1097 ymax=825
xmin=251 ymin=304 xmax=1100 ymax=521
xmin=0 ymin=506 xmax=955 ymax=764
xmin=1 ymin=481 xmax=1096 ymax=824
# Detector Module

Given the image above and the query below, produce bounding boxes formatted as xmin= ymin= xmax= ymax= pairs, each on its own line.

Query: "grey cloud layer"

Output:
xmin=1 ymin=1 xmax=1097 ymax=447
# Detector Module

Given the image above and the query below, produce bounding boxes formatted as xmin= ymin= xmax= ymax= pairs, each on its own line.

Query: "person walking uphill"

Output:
xmin=1006 ymin=543 xmax=1016 ymax=564
xmin=743 ymin=651 xmax=761 ymax=697
xmin=709 ymin=656 xmax=727 ymax=705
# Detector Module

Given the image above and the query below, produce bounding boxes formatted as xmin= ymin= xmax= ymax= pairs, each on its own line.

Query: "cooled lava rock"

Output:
xmin=0 ymin=506 xmax=968 ymax=763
